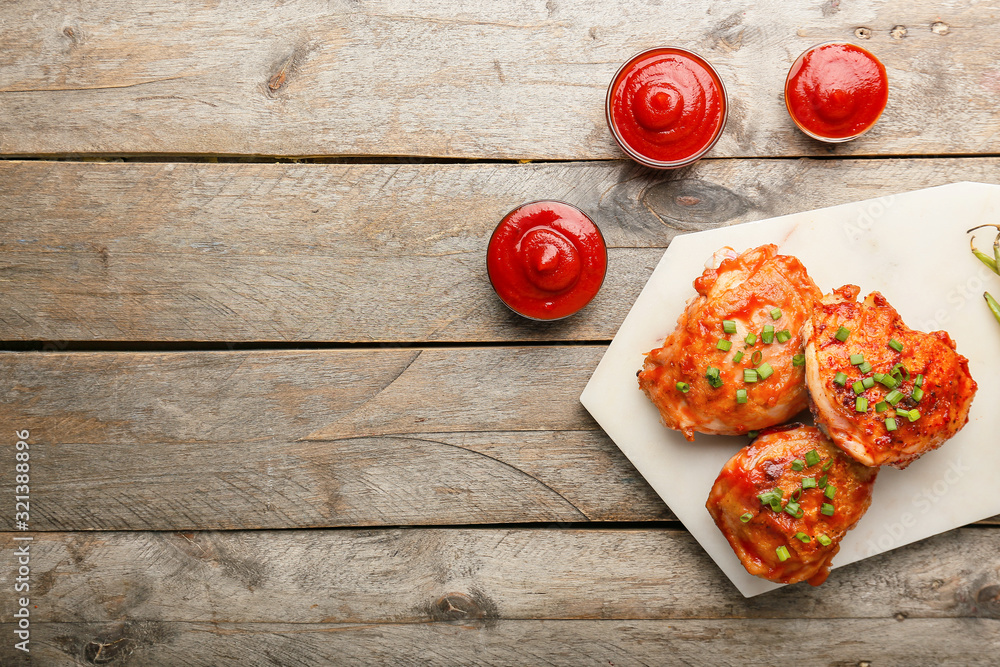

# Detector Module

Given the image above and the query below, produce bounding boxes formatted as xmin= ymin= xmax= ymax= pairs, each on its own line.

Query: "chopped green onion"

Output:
xmin=891 ymin=363 xmax=910 ymax=381
xmin=776 ymin=329 xmax=792 ymax=343
xmin=805 ymin=450 xmax=821 ymax=467
xmin=791 ymin=487 xmax=803 ymax=502
xmin=886 ymin=417 xmax=898 ymax=432
xmin=862 ymin=377 xmax=875 ymax=390
xmin=834 ymin=372 xmax=848 ymax=387
xmin=732 ymin=350 xmax=745 ymax=364
xmin=818 ymin=474 xmax=829 ymax=488
xmin=885 ymin=389 xmax=904 ymax=405
xmin=888 ymin=338 xmax=903 ymax=353
xmin=794 ymin=532 xmax=811 ymax=543
xmin=856 ymin=397 xmax=868 ymax=412
xmin=824 ymin=485 xmax=837 ymax=500
xmin=785 ymin=501 xmax=803 ymax=518
xmin=776 ymin=545 xmax=790 ymax=562
xmin=748 ymin=430 xmax=759 ymax=439
xmin=770 ymin=307 xmax=782 ymax=320
xmin=817 ymin=534 xmax=832 ymax=546
xmin=792 ymin=353 xmax=805 ymax=367
xmin=858 ymin=361 xmax=873 ymax=374
xmin=723 ymin=320 xmax=737 ymax=334
xmin=751 ymin=350 xmax=763 ymax=365
xmin=822 ymin=458 xmax=834 ymax=472
xmin=835 ymin=326 xmax=851 ymax=342
xmin=745 ymin=332 xmax=757 ymax=346
xmin=821 ymin=503 xmax=835 ymax=516
xmin=744 ymin=369 xmax=758 ymax=383
xmin=740 ymin=512 xmax=753 ymax=523
xmin=802 ymin=477 xmax=817 ymax=489
xmin=915 ymin=374 xmax=924 ymax=388
xmin=736 ymin=389 xmax=748 ymax=404
xmin=852 ymin=380 xmax=865 ymax=395
xmin=850 ymin=353 xmax=865 ymax=366
xmin=911 ymin=387 xmax=924 ymax=403
xmin=878 ymin=374 xmax=898 ymax=389
xmin=875 ymin=401 xmax=888 ymax=413
xmin=676 ymin=382 xmax=690 ymax=393
xmin=757 ymin=362 xmax=774 ymax=380
xmin=706 ymin=366 xmax=723 ymax=389
xmin=791 ymin=459 xmax=805 ymax=472
xmin=872 ymin=372 xmax=885 ymax=383
xmin=907 ymin=409 xmax=921 ymax=422
xmin=895 ymin=408 xmax=911 ymax=420
xmin=761 ymin=325 xmax=775 ymax=344
xmin=717 ymin=339 xmax=733 ymax=352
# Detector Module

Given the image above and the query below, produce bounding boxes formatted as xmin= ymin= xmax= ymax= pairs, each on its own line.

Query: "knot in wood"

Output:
xmin=890 ymin=25 xmax=908 ymax=40
xmin=931 ymin=21 xmax=950 ymax=35
xmin=434 ymin=592 xmax=484 ymax=621
xmin=854 ymin=27 xmax=872 ymax=40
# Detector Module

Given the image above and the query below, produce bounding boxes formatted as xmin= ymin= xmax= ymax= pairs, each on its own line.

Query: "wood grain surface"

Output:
xmin=0 ymin=527 xmax=997 ymax=664
xmin=1 ymin=0 xmax=998 ymax=159
xmin=5 ymin=157 xmax=1000 ymax=343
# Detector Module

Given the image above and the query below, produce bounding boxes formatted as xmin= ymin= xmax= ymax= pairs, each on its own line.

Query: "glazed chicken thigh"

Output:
xmin=802 ymin=286 xmax=978 ymax=469
xmin=707 ymin=425 xmax=878 ymax=585
xmin=639 ymin=244 xmax=822 ymax=440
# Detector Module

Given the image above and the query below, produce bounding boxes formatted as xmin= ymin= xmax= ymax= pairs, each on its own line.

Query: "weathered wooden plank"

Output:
xmin=1 ymin=527 xmax=998 ymax=625
xmin=1 ymin=1 xmax=997 ymax=158
xmin=1 ymin=618 xmax=997 ymax=666
xmin=4 ymin=158 xmax=1000 ymax=343
xmin=0 ymin=347 xmax=675 ymax=530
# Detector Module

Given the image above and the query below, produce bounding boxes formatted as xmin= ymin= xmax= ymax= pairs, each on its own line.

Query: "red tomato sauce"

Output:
xmin=785 ymin=42 xmax=888 ymax=141
xmin=607 ymin=47 xmax=727 ymax=167
xmin=487 ymin=201 xmax=607 ymax=320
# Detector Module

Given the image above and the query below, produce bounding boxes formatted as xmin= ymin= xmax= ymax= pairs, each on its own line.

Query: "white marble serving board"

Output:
xmin=580 ymin=182 xmax=1000 ymax=597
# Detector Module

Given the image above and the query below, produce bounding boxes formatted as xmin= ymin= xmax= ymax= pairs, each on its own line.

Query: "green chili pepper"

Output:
xmin=967 ymin=224 xmax=1000 ymax=276
xmin=986 ymin=292 xmax=1000 ymax=326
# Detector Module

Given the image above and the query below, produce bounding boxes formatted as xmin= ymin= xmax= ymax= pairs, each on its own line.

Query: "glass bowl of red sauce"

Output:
xmin=606 ymin=47 xmax=728 ymax=169
xmin=784 ymin=42 xmax=889 ymax=142
xmin=487 ymin=201 xmax=607 ymax=321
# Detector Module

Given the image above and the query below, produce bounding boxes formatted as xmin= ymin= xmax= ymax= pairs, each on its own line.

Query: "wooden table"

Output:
xmin=2 ymin=1 xmax=999 ymax=664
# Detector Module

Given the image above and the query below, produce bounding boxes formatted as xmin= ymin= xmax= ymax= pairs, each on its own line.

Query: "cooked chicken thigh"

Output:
xmin=803 ymin=285 xmax=977 ymax=469
xmin=639 ymin=244 xmax=822 ymax=440
xmin=707 ymin=425 xmax=878 ymax=586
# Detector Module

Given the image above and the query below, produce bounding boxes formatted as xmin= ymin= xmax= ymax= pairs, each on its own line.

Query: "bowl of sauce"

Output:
xmin=784 ymin=42 xmax=889 ymax=142
xmin=606 ymin=47 xmax=728 ymax=169
xmin=487 ymin=201 xmax=607 ymax=321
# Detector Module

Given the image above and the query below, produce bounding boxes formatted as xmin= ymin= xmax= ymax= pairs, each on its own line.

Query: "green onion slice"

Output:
xmin=776 ymin=545 xmax=790 ymax=562
xmin=858 ymin=361 xmax=873 ymax=374
xmin=740 ymin=512 xmax=753 ymax=523
xmin=770 ymin=308 xmax=782 ymax=320
xmin=801 ymin=477 xmax=817 ymax=489
xmin=818 ymin=474 xmax=828 ymax=488
xmin=676 ymin=382 xmax=690 ymax=393
xmin=732 ymin=350 xmax=744 ymax=364
xmin=856 ymin=396 xmax=868 ymax=412
xmin=761 ymin=328 xmax=775 ymax=345
xmin=878 ymin=374 xmax=898 ymax=389
xmin=791 ymin=459 xmax=805 ymax=472
xmin=817 ymin=534 xmax=832 ymax=546
xmin=751 ymin=350 xmax=763 ymax=365
xmin=891 ymin=363 xmax=910 ymax=381
xmin=911 ymin=387 xmax=924 ymax=402
xmin=805 ymin=450 xmax=821 ymax=467
xmin=736 ymin=389 xmax=748 ymax=404
xmin=717 ymin=339 xmax=732 ymax=352
xmin=794 ymin=532 xmax=811 ymax=543
xmin=888 ymin=338 xmax=904 ymax=353
xmin=914 ymin=374 xmax=924 ymax=388
xmin=862 ymin=377 xmax=875 ymax=389
xmin=757 ymin=362 xmax=774 ymax=380
xmin=822 ymin=458 xmax=834 ymax=472
xmin=886 ymin=417 xmax=898 ymax=432
xmin=723 ymin=320 xmax=737 ymax=334
xmin=834 ymin=372 xmax=848 ymax=387
xmin=785 ymin=501 xmax=803 ymax=518
xmin=885 ymin=389 xmax=904 ymax=406
xmin=824 ymin=485 xmax=837 ymax=500
xmin=792 ymin=353 xmax=805 ymax=367
xmin=852 ymin=380 xmax=865 ymax=395
xmin=745 ymin=332 xmax=757 ymax=346
xmin=850 ymin=353 xmax=865 ymax=365
xmin=875 ymin=401 xmax=888 ymax=413
xmin=776 ymin=329 xmax=792 ymax=343
xmin=835 ymin=326 xmax=851 ymax=342
xmin=744 ymin=369 xmax=758 ymax=383
xmin=907 ymin=409 xmax=921 ymax=422
xmin=821 ymin=503 xmax=835 ymax=516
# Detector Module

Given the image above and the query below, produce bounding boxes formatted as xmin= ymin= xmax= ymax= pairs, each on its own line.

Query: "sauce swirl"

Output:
xmin=487 ymin=201 xmax=607 ymax=320
xmin=785 ymin=42 xmax=888 ymax=141
xmin=607 ymin=47 xmax=727 ymax=168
